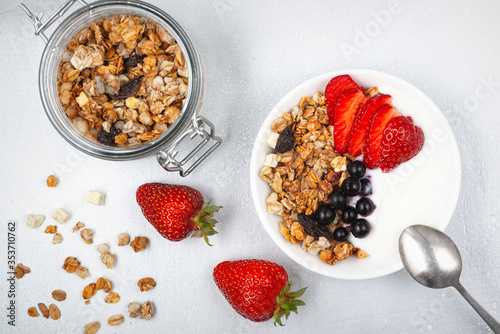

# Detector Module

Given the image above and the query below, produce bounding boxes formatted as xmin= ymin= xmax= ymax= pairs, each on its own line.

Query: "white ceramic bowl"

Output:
xmin=250 ymin=69 xmax=461 ymax=279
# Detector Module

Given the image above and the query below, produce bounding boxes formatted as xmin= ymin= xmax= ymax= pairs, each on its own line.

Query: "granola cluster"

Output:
xmin=57 ymin=15 xmax=189 ymax=147
xmin=261 ymin=92 xmax=364 ymax=265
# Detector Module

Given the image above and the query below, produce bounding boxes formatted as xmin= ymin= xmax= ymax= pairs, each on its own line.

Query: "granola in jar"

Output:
xmin=57 ymin=15 xmax=189 ymax=147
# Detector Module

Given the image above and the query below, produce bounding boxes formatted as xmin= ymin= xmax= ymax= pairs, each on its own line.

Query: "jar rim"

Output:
xmin=39 ymin=0 xmax=203 ymax=160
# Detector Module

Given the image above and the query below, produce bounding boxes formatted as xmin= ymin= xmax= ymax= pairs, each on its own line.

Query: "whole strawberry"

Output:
xmin=136 ymin=183 xmax=222 ymax=245
xmin=213 ymin=259 xmax=306 ymax=326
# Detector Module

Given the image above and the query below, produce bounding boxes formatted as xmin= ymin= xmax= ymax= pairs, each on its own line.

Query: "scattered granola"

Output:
xmin=26 ymin=214 xmax=45 ymax=228
xmin=80 ymin=228 xmax=94 ymax=244
xmin=101 ymin=252 xmax=116 ymax=269
xmin=73 ymin=221 xmax=85 ymax=232
xmin=52 ymin=233 xmax=63 ymax=244
xmin=96 ymin=277 xmax=113 ymax=293
xmin=28 ymin=307 xmax=39 ymax=317
xmin=82 ymin=283 xmax=97 ymax=300
xmin=137 ymin=277 xmax=156 ymax=292
xmin=108 ymin=314 xmax=124 ymax=326
xmin=75 ymin=265 xmax=90 ymax=279
xmin=53 ymin=208 xmax=71 ymax=223
xmin=14 ymin=263 xmax=30 ymax=279
xmin=97 ymin=243 xmax=109 ymax=254
xmin=45 ymin=225 xmax=57 ymax=234
xmin=117 ymin=233 xmax=130 ymax=246
xmin=130 ymin=236 xmax=148 ymax=252
xmin=128 ymin=302 xmax=141 ymax=318
xmin=46 ymin=175 xmax=57 ymax=187
xmin=49 ymin=304 xmax=60 ymax=320
xmin=57 ymin=15 xmax=189 ymax=148
xmin=52 ymin=290 xmax=67 ymax=301
xmin=140 ymin=301 xmax=154 ymax=320
xmin=88 ymin=190 xmax=105 ymax=205
xmin=38 ymin=303 xmax=49 ymax=318
xmin=104 ymin=292 xmax=120 ymax=304
xmin=84 ymin=322 xmax=100 ymax=334
xmin=62 ymin=256 xmax=80 ymax=273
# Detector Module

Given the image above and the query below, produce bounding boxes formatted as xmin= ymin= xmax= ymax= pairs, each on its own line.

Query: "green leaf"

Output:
xmin=287 ymin=287 xmax=307 ymax=299
xmin=203 ymin=234 xmax=213 ymax=246
xmin=280 ymin=302 xmax=297 ymax=311
xmin=198 ymin=221 xmax=211 ymax=228
xmin=203 ymin=205 xmax=222 ymax=215
xmin=292 ymin=299 xmax=305 ymax=307
xmin=205 ymin=230 xmax=218 ymax=236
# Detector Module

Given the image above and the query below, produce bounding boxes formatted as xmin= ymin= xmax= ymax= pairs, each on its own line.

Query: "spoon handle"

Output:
xmin=455 ymin=282 xmax=500 ymax=333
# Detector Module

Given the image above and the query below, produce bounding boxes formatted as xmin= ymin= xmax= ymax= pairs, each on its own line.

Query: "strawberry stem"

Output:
xmin=190 ymin=201 xmax=222 ymax=246
xmin=273 ymin=281 xmax=307 ymax=326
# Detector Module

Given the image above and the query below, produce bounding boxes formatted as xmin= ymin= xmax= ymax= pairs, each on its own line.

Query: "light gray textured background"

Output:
xmin=1 ymin=0 xmax=499 ymax=333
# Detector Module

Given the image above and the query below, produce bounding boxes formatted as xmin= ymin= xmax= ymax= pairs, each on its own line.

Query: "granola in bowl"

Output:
xmin=57 ymin=15 xmax=188 ymax=148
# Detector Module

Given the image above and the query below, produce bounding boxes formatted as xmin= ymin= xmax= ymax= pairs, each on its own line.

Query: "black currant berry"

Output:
xmin=347 ymin=160 xmax=366 ymax=178
xmin=351 ymin=219 xmax=370 ymax=238
xmin=360 ymin=178 xmax=372 ymax=196
xmin=341 ymin=205 xmax=358 ymax=224
xmin=333 ymin=227 xmax=349 ymax=242
xmin=356 ymin=197 xmax=375 ymax=216
xmin=328 ymin=187 xmax=347 ymax=210
xmin=315 ymin=204 xmax=337 ymax=225
xmin=341 ymin=177 xmax=362 ymax=196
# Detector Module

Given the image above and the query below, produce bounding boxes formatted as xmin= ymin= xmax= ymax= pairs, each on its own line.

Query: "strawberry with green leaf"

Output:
xmin=136 ymin=183 xmax=222 ymax=245
xmin=213 ymin=259 xmax=307 ymax=326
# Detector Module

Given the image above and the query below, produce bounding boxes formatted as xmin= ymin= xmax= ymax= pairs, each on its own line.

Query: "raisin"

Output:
xmin=275 ymin=127 xmax=295 ymax=153
xmin=124 ymin=54 xmax=146 ymax=71
xmin=97 ymin=125 xmax=120 ymax=146
xmin=109 ymin=77 xmax=142 ymax=100
xmin=298 ymin=213 xmax=330 ymax=239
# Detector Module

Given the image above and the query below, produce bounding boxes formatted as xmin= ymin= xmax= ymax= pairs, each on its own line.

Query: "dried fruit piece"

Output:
xmin=297 ymin=213 xmax=330 ymax=239
xmin=117 ymin=233 xmax=130 ymax=246
xmin=46 ymin=175 xmax=57 ymax=187
xmin=124 ymin=53 xmax=146 ymax=70
xmin=28 ymin=307 xmax=39 ymax=317
xmin=49 ymin=304 xmax=60 ymax=320
xmin=109 ymin=77 xmax=141 ymax=100
xmin=84 ymin=321 xmax=100 ymax=334
xmin=101 ymin=253 xmax=115 ymax=269
xmin=45 ymin=225 xmax=57 ymax=234
xmin=38 ymin=303 xmax=49 ymax=318
xmin=140 ymin=301 xmax=154 ymax=320
xmin=82 ymin=283 xmax=97 ymax=299
xmin=97 ymin=125 xmax=120 ymax=146
xmin=97 ymin=243 xmax=109 ymax=254
xmin=14 ymin=263 xmax=30 ymax=279
xmin=53 ymin=208 xmax=71 ymax=223
xmin=275 ymin=127 xmax=295 ymax=153
xmin=108 ymin=314 xmax=124 ymax=326
xmin=52 ymin=290 xmax=67 ymax=301
xmin=26 ymin=214 xmax=45 ymax=228
xmin=75 ymin=266 xmax=90 ymax=279
xmin=104 ymin=292 xmax=120 ymax=304
xmin=96 ymin=277 xmax=113 ymax=293
xmin=52 ymin=233 xmax=63 ymax=244
xmin=80 ymin=228 xmax=94 ymax=244
xmin=130 ymin=236 xmax=148 ymax=252
xmin=137 ymin=277 xmax=156 ymax=292
xmin=87 ymin=190 xmax=105 ymax=205
xmin=128 ymin=302 xmax=141 ymax=318
xmin=63 ymin=257 xmax=80 ymax=273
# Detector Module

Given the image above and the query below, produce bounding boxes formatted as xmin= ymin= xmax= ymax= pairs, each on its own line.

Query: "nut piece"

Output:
xmin=14 ymin=263 xmax=31 ymax=279
xmin=130 ymin=236 xmax=149 ymax=253
xmin=101 ymin=253 xmax=115 ymax=269
xmin=49 ymin=304 xmax=60 ymax=320
xmin=104 ymin=292 xmax=120 ymax=304
xmin=97 ymin=243 xmax=109 ymax=254
xmin=117 ymin=233 xmax=130 ymax=246
xmin=52 ymin=233 xmax=63 ymax=244
xmin=140 ymin=301 xmax=154 ymax=320
xmin=128 ymin=302 xmax=141 ymax=318
xmin=73 ymin=221 xmax=85 ymax=233
xmin=28 ymin=307 xmax=39 ymax=317
xmin=38 ymin=303 xmax=49 ymax=318
xmin=46 ymin=175 xmax=57 ymax=187
xmin=87 ymin=190 xmax=105 ymax=205
xmin=62 ymin=256 xmax=80 ymax=273
xmin=84 ymin=321 xmax=100 ymax=334
xmin=137 ymin=277 xmax=156 ymax=292
xmin=75 ymin=266 xmax=90 ymax=279
xmin=80 ymin=228 xmax=94 ymax=244
xmin=53 ymin=208 xmax=70 ymax=224
xmin=108 ymin=314 xmax=124 ymax=326
xmin=26 ymin=214 xmax=45 ymax=228
xmin=96 ymin=277 xmax=112 ymax=293
xmin=82 ymin=283 xmax=97 ymax=299
xmin=45 ymin=225 xmax=57 ymax=234
xmin=52 ymin=290 xmax=67 ymax=301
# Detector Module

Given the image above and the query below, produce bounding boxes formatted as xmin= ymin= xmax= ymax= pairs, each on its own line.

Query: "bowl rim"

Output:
xmin=249 ymin=68 xmax=462 ymax=280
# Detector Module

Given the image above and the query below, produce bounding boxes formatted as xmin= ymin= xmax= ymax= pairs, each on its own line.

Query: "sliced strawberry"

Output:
xmin=379 ymin=116 xmax=425 ymax=172
xmin=363 ymin=104 xmax=400 ymax=169
xmin=333 ymin=88 xmax=367 ymax=154
xmin=325 ymin=75 xmax=361 ymax=123
xmin=346 ymin=94 xmax=393 ymax=157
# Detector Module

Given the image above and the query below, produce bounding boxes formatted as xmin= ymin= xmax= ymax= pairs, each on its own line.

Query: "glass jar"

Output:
xmin=22 ymin=0 xmax=221 ymax=176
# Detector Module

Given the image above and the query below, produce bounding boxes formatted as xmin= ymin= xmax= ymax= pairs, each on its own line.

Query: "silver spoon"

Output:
xmin=399 ymin=224 xmax=500 ymax=333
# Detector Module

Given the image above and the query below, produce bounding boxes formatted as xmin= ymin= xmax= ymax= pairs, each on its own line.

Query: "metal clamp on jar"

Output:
xmin=14 ymin=0 xmax=221 ymax=177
